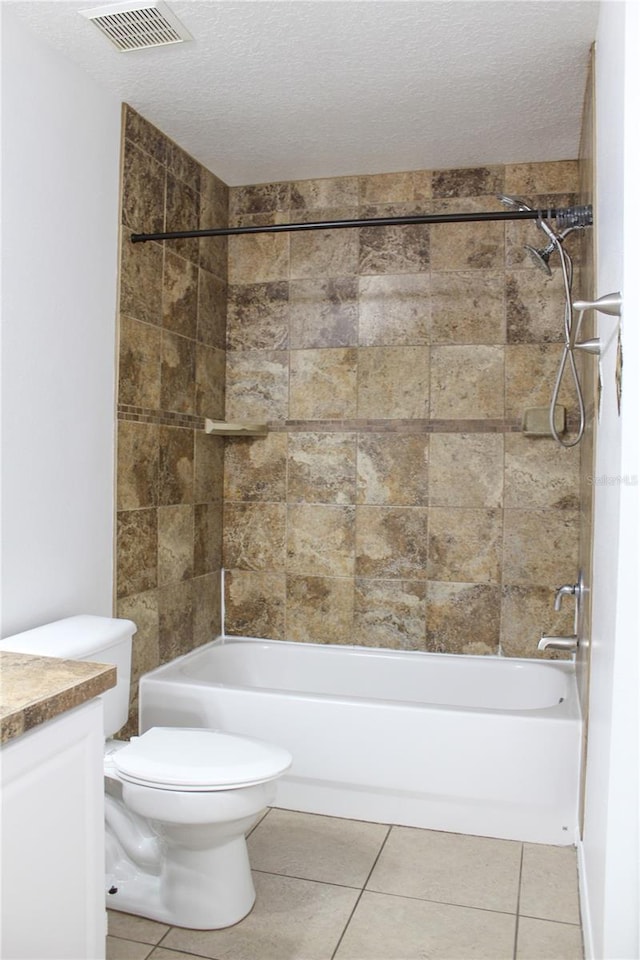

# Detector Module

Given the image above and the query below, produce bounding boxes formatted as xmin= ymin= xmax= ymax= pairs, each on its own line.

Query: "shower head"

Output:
xmin=524 ymin=242 xmax=554 ymax=276
xmin=497 ymin=194 xmax=534 ymax=212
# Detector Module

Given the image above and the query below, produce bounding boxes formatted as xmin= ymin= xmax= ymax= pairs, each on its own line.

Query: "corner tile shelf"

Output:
xmin=204 ymin=418 xmax=268 ymax=437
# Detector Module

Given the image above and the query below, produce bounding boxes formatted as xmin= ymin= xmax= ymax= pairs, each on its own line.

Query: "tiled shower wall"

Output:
xmin=115 ymin=106 xmax=228 ymax=734
xmin=223 ymin=163 xmax=583 ymax=657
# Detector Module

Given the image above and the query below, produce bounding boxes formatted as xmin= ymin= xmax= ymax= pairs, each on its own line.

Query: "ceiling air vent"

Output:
xmin=81 ymin=0 xmax=192 ymax=52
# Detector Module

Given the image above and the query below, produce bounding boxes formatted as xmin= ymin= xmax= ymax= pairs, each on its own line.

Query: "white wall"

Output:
xmin=0 ymin=11 xmax=121 ymax=636
xmin=580 ymin=2 xmax=640 ymax=957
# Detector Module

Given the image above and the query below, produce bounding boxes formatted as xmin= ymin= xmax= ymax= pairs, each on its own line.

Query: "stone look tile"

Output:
xmin=106 ymin=936 xmax=154 ymax=960
xmin=289 ymin=348 xmax=357 ymax=419
xmin=223 ymin=503 xmax=287 ymax=571
xmin=505 ymin=160 xmax=579 ymax=196
xmin=118 ymin=316 xmax=161 ymax=408
xmin=195 ymin=344 xmax=225 ymax=418
xmin=165 ymin=174 xmax=199 ymax=265
xmin=430 ymin=270 xmax=505 ymax=344
xmin=516 ymin=918 xmax=584 ymax=960
xmin=357 ymin=346 xmax=429 ymax=419
xmin=227 ymin=282 xmax=289 ymax=350
xmin=335 ymin=891 xmax=516 ymax=960
xmin=432 ymin=166 xmax=504 ymax=198
xmin=355 ymin=506 xmax=428 ymax=579
xmin=166 ymin=141 xmax=200 ymax=193
xmin=224 ymin=570 xmax=286 ymax=639
xmin=148 ymin=947 xmax=204 ymax=960
xmin=158 ymin=579 xmax=194 ymax=663
xmin=160 ymin=331 xmax=195 ymax=414
xmin=193 ymin=502 xmax=222 ymax=575
xmin=505 ymin=343 xmax=573 ymax=417
xmin=248 ymin=809 xmax=388 ymax=886
xmin=429 ymin=434 xmax=504 ymax=508
xmin=430 ymin=345 xmax=505 ymax=419
xmin=428 ymin=508 xmax=502 ymax=584
xmin=358 ymin=274 xmax=430 ymax=345
xmin=286 ymin=575 xmax=354 ymax=644
xmin=228 ymin=233 xmax=289 ymax=284
xmin=197 ymin=269 xmax=227 ymax=349
xmin=501 ymin=585 xmax=575 ymax=658
xmin=426 ymin=581 xmax=501 ymax=654
xmin=504 ymin=434 xmax=580 ymax=509
xmin=290 ymin=224 xmax=358 ymax=279
xmin=503 ymin=509 xmax=579 ymax=586
xmin=289 ymin=278 xmax=358 ymax=348
xmin=359 ymin=209 xmax=430 ymax=275
xmin=194 ymin=433 xmax=223 ymax=504
xmin=506 ymin=270 xmax=568 ymax=343
xmin=291 ymin=176 xmax=359 ymax=210
xmin=225 ymin=350 xmax=289 ymax=421
xmin=368 ymin=826 xmax=521 ymax=912
xmin=430 ymin=219 xmax=504 ymax=272
xmin=359 ymin=171 xmax=418 ymax=204
xmin=162 ymin=871 xmax=359 ymax=960
xmin=123 ymin=107 xmax=167 ymax=165
xmin=287 ymin=504 xmax=355 ymax=577
xmin=230 ymin=182 xmax=290 ymax=218
xmin=158 ymin=426 xmax=194 ymax=506
xmin=288 ymin=433 xmax=357 ymax=504
xmin=121 ymin=141 xmax=165 ymax=235
xmin=354 ymin=579 xmax=426 ymax=649
xmin=120 ymin=232 xmax=163 ymax=327
xmin=356 ymin=434 xmax=428 ymax=506
xmin=107 ymin=910 xmax=169 ymax=945
xmin=224 ymin=433 xmax=288 ymax=502
xmin=192 ymin=572 xmax=222 ymax=646
xmin=116 ymin=590 xmax=160 ymax=688
xmin=162 ymin=250 xmax=198 ymax=339
xmin=519 ymin=843 xmax=581 ymax=924
xmin=117 ymin=509 xmax=157 ymax=598
xmin=157 ymin=504 xmax=194 ymax=585
xmin=117 ymin=420 xmax=159 ymax=510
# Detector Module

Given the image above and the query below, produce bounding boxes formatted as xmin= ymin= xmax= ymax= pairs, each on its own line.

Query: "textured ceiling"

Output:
xmin=5 ymin=0 xmax=600 ymax=185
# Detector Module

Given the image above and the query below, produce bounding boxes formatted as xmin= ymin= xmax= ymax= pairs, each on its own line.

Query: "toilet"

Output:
xmin=1 ymin=615 xmax=292 ymax=930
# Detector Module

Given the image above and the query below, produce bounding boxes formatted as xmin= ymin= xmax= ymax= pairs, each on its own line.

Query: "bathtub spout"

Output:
xmin=538 ymin=635 xmax=578 ymax=653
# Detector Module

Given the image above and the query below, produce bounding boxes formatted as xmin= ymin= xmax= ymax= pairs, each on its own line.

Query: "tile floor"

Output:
xmin=106 ymin=808 xmax=584 ymax=960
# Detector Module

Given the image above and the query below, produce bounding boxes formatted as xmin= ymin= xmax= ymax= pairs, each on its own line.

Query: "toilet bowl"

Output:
xmin=1 ymin=616 xmax=292 ymax=930
xmin=104 ymin=726 xmax=291 ymax=928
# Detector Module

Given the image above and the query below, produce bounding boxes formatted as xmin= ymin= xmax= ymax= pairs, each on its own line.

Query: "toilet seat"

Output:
xmin=112 ymin=726 xmax=292 ymax=792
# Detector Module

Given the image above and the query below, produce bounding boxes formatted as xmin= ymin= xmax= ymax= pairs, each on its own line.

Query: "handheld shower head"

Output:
xmin=524 ymin=242 xmax=554 ymax=276
xmin=497 ymin=194 xmax=534 ymax=212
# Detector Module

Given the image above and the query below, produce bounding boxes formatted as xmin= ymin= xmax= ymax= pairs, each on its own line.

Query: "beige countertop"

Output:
xmin=0 ymin=651 xmax=116 ymax=744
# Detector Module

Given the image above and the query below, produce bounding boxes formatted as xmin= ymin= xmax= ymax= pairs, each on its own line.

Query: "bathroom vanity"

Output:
xmin=0 ymin=651 xmax=115 ymax=960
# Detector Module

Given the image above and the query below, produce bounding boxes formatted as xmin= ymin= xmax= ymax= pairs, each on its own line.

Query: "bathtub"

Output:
xmin=139 ymin=637 xmax=582 ymax=845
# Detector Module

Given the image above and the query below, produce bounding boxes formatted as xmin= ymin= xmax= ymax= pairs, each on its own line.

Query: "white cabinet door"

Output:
xmin=1 ymin=699 xmax=105 ymax=960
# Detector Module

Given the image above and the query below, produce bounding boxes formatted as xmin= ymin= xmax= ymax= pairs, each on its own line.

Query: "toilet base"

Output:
xmin=106 ymin=832 xmax=257 ymax=929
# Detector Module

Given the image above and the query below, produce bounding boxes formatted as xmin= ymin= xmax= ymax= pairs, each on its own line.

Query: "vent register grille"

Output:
xmin=81 ymin=0 xmax=191 ymax=52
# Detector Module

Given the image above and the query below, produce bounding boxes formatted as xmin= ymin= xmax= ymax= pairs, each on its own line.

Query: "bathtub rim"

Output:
xmin=140 ymin=634 xmax=581 ymax=720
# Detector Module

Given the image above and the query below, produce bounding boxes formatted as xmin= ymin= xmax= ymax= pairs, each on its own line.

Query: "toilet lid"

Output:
xmin=113 ymin=727 xmax=292 ymax=791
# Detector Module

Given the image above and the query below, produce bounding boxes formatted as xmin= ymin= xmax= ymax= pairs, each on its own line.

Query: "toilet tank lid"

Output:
xmin=0 ymin=615 xmax=136 ymax=659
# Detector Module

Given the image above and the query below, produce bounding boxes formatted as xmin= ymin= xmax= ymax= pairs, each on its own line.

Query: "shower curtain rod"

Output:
xmin=130 ymin=206 xmax=580 ymax=244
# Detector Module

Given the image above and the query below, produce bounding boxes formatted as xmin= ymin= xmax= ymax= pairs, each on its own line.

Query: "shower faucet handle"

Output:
xmin=572 ymin=292 xmax=622 ymax=317
xmin=538 ymin=635 xmax=579 ymax=653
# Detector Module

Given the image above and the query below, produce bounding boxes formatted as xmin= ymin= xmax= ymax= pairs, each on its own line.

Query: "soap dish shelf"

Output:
xmin=204 ymin=418 xmax=268 ymax=437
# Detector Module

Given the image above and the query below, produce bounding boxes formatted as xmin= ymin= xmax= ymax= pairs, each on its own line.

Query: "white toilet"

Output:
xmin=1 ymin=615 xmax=292 ymax=930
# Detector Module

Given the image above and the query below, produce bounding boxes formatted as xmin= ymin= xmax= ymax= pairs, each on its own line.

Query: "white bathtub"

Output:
xmin=139 ymin=637 xmax=582 ymax=845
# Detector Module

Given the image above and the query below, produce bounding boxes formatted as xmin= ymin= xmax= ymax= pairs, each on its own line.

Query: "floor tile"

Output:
xmin=106 ymin=936 xmax=155 ymax=960
xmin=248 ymin=808 xmax=389 ymax=886
xmin=149 ymin=949 xmax=210 ymax=960
xmin=334 ymin=890 xmax=516 ymax=960
xmin=162 ymin=871 xmax=359 ymax=959
xmin=519 ymin=843 xmax=581 ymax=924
xmin=107 ymin=910 xmax=170 ymax=944
xmin=367 ymin=826 xmax=522 ymax=913
xmin=516 ymin=916 xmax=584 ymax=959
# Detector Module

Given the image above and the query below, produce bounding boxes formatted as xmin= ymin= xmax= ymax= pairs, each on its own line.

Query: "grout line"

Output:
xmin=513 ymin=842 xmax=525 ymax=960
xmin=330 ymin=824 xmax=392 ymax=960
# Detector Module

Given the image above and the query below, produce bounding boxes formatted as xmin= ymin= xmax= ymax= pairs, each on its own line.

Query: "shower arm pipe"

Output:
xmin=130 ymin=206 xmax=580 ymax=243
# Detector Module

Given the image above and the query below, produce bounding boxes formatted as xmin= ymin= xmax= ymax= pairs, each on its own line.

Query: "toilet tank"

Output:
xmin=0 ymin=615 xmax=136 ymax=737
